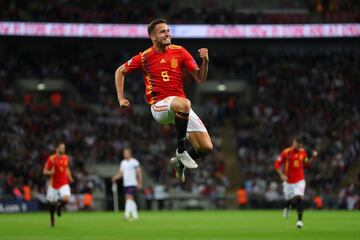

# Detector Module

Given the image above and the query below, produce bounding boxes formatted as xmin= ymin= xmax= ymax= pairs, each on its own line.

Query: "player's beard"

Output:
xmin=162 ymin=38 xmax=171 ymax=45
xmin=159 ymin=40 xmax=171 ymax=51
xmin=156 ymin=36 xmax=171 ymax=47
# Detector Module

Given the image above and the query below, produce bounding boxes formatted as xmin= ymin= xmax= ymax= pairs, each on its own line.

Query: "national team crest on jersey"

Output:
xmin=170 ymin=58 xmax=178 ymax=68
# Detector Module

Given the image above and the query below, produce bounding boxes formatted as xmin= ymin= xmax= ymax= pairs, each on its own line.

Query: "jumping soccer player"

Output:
xmin=114 ymin=18 xmax=213 ymax=182
xmin=274 ymin=136 xmax=318 ymax=229
xmin=112 ymin=148 xmax=142 ymax=221
xmin=43 ymin=143 xmax=73 ymax=227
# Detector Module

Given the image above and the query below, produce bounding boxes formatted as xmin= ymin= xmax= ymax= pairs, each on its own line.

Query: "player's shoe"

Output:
xmin=170 ymin=157 xmax=186 ymax=182
xmin=296 ymin=220 xmax=303 ymax=229
xmin=176 ymin=150 xmax=198 ymax=169
xmin=283 ymin=207 xmax=290 ymax=219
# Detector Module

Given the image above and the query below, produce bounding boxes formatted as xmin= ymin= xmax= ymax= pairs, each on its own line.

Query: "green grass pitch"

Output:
xmin=0 ymin=210 xmax=359 ymax=240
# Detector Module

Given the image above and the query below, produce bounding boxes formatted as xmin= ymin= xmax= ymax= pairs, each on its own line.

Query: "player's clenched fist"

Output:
xmin=198 ymin=48 xmax=209 ymax=62
xmin=312 ymin=150 xmax=318 ymax=158
xmin=119 ymin=98 xmax=130 ymax=108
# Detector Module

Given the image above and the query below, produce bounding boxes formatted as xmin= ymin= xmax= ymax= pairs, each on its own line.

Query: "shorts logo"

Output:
xmin=127 ymin=59 xmax=132 ymax=65
xmin=170 ymin=58 xmax=178 ymax=68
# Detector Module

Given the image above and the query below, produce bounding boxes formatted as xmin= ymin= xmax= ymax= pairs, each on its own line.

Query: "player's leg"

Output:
xmin=127 ymin=186 xmax=138 ymax=220
xmin=124 ymin=193 xmax=139 ymax=220
xmin=169 ymin=109 xmax=212 ymax=182
xmin=170 ymin=130 xmax=213 ymax=182
xmin=293 ymin=180 xmax=306 ymax=228
xmin=57 ymin=185 xmax=71 ymax=217
xmin=131 ymin=199 xmax=139 ymax=220
xmin=130 ymin=197 xmax=139 ymax=219
xmin=187 ymin=131 xmax=213 ymax=158
xmin=124 ymin=186 xmax=138 ymax=220
xmin=282 ymin=182 xmax=292 ymax=219
xmin=283 ymin=199 xmax=292 ymax=217
xmin=187 ymin=109 xmax=213 ymax=159
xmin=46 ymin=186 xmax=59 ymax=227
xmin=170 ymin=97 xmax=191 ymax=153
xmin=293 ymin=195 xmax=304 ymax=228
xmin=169 ymin=136 xmax=210 ymax=182
xmin=49 ymin=204 xmax=56 ymax=227
xmin=170 ymin=97 xmax=199 ymax=168
xmin=124 ymin=194 xmax=132 ymax=220
xmin=151 ymin=98 xmax=188 ymax=181
xmin=151 ymin=97 xmax=197 ymax=169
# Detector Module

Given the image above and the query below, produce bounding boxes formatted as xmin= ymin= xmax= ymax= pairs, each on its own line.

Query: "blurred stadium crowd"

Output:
xmin=0 ymin=0 xmax=359 ymax=210
xmin=0 ymin=0 xmax=359 ymax=24
xmin=233 ymin=48 xmax=360 ymax=209
xmin=1 ymin=39 xmax=359 ymax=209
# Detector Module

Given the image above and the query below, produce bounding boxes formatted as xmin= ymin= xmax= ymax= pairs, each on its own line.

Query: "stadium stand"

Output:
xmin=0 ymin=0 xmax=359 ymax=210
xmin=0 ymin=0 xmax=359 ymax=24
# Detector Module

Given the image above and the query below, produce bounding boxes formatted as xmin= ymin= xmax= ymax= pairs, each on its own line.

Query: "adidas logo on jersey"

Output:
xmin=160 ymin=59 xmax=166 ymax=63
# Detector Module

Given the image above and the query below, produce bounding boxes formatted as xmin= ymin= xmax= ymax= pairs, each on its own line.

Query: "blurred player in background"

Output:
xmin=112 ymin=148 xmax=142 ymax=221
xmin=115 ymin=18 xmax=213 ymax=182
xmin=274 ymin=136 xmax=318 ymax=229
xmin=43 ymin=143 xmax=73 ymax=227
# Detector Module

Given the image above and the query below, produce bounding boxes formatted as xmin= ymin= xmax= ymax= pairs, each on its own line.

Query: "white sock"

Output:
xmin=129 ymin=199 xmax=138 ymax=219
xmin=124 ymin=200 xmax=131 ymax=219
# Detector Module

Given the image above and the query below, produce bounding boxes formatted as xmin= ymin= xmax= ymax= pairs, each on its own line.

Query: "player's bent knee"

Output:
xmin=126 ymin=194 xmax=134 ymax=200
xmin=200 ymin=142 xmax=213 ymax=153
xmin=172 ymin=97 xmax=191 ymax=113
xmin=179 ymin=98 xmax=191 ymax=113
xmin=184 ymin=98 xmax=191 ymax=110
xmin=204 ymin=144 xmax=213 ymax=153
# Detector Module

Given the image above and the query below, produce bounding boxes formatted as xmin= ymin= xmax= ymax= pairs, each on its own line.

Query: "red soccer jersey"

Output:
xmin=274 ymin=147 xmax=309 ymax=184
xmin=124 ymin=44 xmax=199 ymax=105
xmin=44 ymin=154 xmax=70 ymax=189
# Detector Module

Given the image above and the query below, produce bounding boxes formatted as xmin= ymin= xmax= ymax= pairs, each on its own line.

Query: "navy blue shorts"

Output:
xmin=124 ymin=186 xmax=137 ymax=196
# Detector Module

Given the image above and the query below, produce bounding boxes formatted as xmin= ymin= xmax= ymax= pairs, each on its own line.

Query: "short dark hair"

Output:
xmin=293 ymin=136 xmax=305 ymax=145
xmin=147 ymin=18 xmax=167 ymax=36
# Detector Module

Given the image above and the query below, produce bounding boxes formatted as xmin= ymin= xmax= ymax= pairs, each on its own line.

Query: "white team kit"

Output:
xmin=46 ymin=184 xmax=71 ymax=203
xmin=119 ymin=158 xmax=140 ymax=220
xmin=151 ymin=96 xmax=208 ymax=133
xmin=283 ymin=180 xmax=306 ymax=200
xmin=120 ymin=158 xmax=140 ymax=187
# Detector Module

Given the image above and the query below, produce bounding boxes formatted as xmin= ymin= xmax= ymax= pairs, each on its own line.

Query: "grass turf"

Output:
xmin=0 ymin=210 xmax=359 ymax=240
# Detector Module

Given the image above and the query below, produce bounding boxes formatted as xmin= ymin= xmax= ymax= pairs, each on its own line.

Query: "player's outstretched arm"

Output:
xmin=276 ymin=169 xmax=288 ymax=182
xmin=115 ymin=64 xmax=130 ymax=108
xmin=67 ymin=167 xmax=74 ymax=183
xmin=274 ymin=156 xmax=287 ymax=181
xmin=191 ymin=48 xmax=209 ymax=84
xmin=136 ymin=168 xmax=143 ymax=190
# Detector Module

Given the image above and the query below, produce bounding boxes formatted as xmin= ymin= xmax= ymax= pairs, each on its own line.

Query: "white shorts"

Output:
xmin=283 ymin=180 xmax=306 ymax=200
xmin=151 ymin=96 xmax=207 ymax=132
xmin=46 ymin=184 xmax=71 ymax=203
